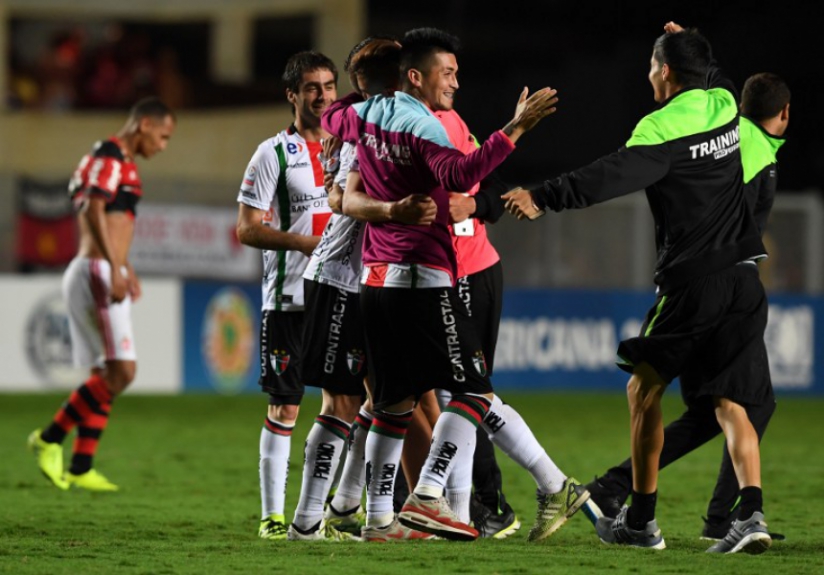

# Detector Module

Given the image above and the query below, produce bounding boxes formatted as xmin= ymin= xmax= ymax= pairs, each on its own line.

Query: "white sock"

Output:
xmin=365 ymin=410 xmax=412 ymax=527
xmin=415 ymin=394 xmax=489 ymax=499
xmin=292 ymin=415 xmax=351 ymax=530
xmin=483 ymin=395 xmax=566 ymax=494
xmin=331 ymin=409 xmax=372 ymax=513
xmin=260 ymin=417 xmax=294 ymax=519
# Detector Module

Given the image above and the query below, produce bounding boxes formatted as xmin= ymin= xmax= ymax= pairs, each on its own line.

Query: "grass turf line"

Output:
xmin=2 ymin=393 xmax=822 ymax=574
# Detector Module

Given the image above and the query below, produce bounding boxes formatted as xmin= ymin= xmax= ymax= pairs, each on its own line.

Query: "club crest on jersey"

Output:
xmin=270 ymin=350 xmax=290 ymax=374
xmin=287 ymin=142 xmax=304 ymax=155
xmin=472 ymin=351 xmax=487 ymax=377
xmin=346 ymin=349 xmax=365 ymax=375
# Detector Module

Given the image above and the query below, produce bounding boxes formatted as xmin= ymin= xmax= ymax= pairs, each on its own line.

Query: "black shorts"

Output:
xmin=259 ymin=309 xmax=304 ymax=405
xmin=457 ymin=261 xmax=503 ymax=376
xmin=617 ymin=264 xmax=772 ymax=406
xmin=361 ymin=285 xmax=493 ymax=410
xmin=302 ymin=280 xmax=367 ymax=397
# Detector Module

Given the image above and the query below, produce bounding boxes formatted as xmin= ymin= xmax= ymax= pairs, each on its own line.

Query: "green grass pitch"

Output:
xmin=2 ymin=392 xmax=823 ymax=574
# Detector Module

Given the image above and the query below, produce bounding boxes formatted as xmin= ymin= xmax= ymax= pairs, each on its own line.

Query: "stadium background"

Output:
xmin=1 ymin=0 xmax=821 ymax=397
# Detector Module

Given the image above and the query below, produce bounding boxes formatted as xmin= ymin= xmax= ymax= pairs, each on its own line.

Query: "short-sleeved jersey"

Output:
xmin=303 ymin=143 xmax=364 ymax=292
xmin=237 ymin=125 xmax=332 ymax=311
xmin=68 ymin=137 xmax=142 ymax=217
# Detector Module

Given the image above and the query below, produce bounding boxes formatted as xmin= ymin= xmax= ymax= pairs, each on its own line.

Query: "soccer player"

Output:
xmin=504 ymin=23 xmax=773 ymax=553
xmin=235 ymin=51 xmax=336 ymax=540
xmin=28 ymin=97 xmax=175 ymax=492
xmin=585 ymin=69 xmax=790 ymax=542
xmin=324 ymin=27 xmax=589 ymax=542
xmin=287 ymin=37 xmax=436 ymax=542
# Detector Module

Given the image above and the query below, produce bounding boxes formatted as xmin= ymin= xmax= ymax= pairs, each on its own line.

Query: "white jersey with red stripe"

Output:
xmin=63 ymin=257 xmax=136 ymax=367
xmin=237 ymin=126 xmax=332 ymax=311
xmin=303 ymin=143 xmax=364 ymax=293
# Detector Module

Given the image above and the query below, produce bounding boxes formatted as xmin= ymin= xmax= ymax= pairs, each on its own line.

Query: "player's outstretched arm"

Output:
xmin=502 ymin=187 xmax=544 ymax=221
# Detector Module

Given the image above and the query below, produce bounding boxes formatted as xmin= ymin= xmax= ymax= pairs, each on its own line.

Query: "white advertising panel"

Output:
xmin=131 ymin=204 xmax=259 ymax=280
xmin=0 ymin=275 xmax=181 ymax=393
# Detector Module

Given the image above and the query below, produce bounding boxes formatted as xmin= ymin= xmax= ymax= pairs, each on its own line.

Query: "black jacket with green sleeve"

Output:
xmin=739 ymin=115 xmax=786 ymax=235
xmin=529 ymin=78 xmax=765 ymax=293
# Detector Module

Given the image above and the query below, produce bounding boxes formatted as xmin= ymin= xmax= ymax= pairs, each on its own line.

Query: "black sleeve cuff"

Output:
xmin=529 ymin=183 xmax=549 ymax=210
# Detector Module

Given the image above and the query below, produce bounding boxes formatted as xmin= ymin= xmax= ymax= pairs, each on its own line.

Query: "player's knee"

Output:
xmin=273 ymin=403 xmax=300 ymax=423
xmin=104 ymin=361 xmax=136 ymax=395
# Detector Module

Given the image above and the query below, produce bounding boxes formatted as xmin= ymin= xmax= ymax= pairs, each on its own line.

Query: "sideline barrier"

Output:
xmin=3 ymin=276 xmax=819 ymax=395
xmin=494 ymin=289 xmax=822 ymax=394
xmin=0 ymin=275 xmax=181 ymax=393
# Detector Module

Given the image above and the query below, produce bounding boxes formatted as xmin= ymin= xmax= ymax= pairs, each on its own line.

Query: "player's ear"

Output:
xmin=286 ymin=89 xmax=297 ymax=106
xmin=407 ymin=68 xmax=423 ymax=88
xmin=138 ymin=116 xmax=153 ymax=134
xmin=781 ymin=102 xmax=790 ymax=121
xmin=660 ymin=63 xmax=671 ymax=83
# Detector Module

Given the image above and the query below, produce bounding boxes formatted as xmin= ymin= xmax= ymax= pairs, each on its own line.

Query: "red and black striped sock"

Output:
xmin=69 ymin=400 xmax=113 ymax=475
xmin=41 ymin=375 xmax=113 ymax=444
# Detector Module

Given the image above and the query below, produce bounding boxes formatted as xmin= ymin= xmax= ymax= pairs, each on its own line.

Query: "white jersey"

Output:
xmin=237 ymin=126 xmax=331 ymax=311
xmin=303 ymin=143 xmax=364 ymax=293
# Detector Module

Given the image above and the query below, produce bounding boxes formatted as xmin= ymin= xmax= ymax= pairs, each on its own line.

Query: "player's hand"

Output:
xmin=503 ymin=87 xmax=559 ymax=143
xmin=328 ymin=183 xmax=344 ymax=214
xmin=664 ymin=21 xmax=684 ymax=33
xmin=110 ymin=268 xmax=128 ymax=303
xmin=502 ymin=187 xmax=544 ymax=220
xmin=449 ymin=192 xmax=476 ymax=223
xmin=391 ymin=194 xmax=437 ymax=225
xmin=127 ymin=271 xmax=142 ymax=302
xmin=299 ymin=235 xmax=321 ymax=257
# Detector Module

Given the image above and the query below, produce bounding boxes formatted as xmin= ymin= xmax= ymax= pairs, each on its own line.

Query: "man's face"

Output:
xmin=648 ymin=53 xmax=667 ymax=103
xmin=288 ymin=68 xmax=337 ymax=128
xmin=418 ymin=51 xmax=459 ymax=111
xmin=137 ymin=115 xmax=175 ymax=159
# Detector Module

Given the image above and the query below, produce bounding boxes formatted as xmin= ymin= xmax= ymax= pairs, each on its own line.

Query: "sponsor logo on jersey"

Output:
xmin=287 ymin=162 xmax=310 ymax=169
xmin=287 ymin=142 xmax=304 ymax=155
xmin=202 ymin=288 xmax=255 ymax=394
xmin=472 ymin=350 xmax=487 ymax=377
xmin=271 ymin=349 xmax=291 ymax=375
xmin=243 ymin=165 xmax=256 ymax=186
xmin=347 ymin=349 xmax=365 ymax=375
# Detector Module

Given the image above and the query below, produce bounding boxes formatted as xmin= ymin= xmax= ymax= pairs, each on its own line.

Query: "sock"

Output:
xmin=41 ymin=375 xmax=113 ymax=444
xmin=69 ymin=398 xmax=113 ymax=475
xmin=365 ymin=410 xmax=412 ymax=527
xmin=260 ymin=417 xmax=294 ymax=520
xmin=331 ymin=409 xmax=372 ymax=512
xmin=738 ymin=486 xmax=763 ymax=521
xmin=482 ymin=395 xmax=566 ymax=494
xmin=415 ymin=394 xmax=490 ymax=499
xmin=292 ymin=415 xmax=351 ymax=530
xmin=472 ymin=427 xmax=503 ymax=512
xmin=628 ymin=490 xmax=657 ymax=530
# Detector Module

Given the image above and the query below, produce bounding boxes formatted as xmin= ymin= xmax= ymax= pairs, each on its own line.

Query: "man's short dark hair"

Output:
xmin=282 ymin=51 xmax=338 ymax=93
xmin=400 ymin=27 xmax=460 ymax=76
xmin=652 ymin=29 xmax=712 ymax=88
xmin=741 ymin=73 xmax=791 ymax=121
xmin=128 ymin=97 xmax=174 ymax=122
xmin=345 ymin=36 xmax=401 ymax=94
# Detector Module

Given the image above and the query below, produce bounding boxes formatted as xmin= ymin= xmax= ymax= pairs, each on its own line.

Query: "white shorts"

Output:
xmin=62 ymin=257 xmax=136 ymax=368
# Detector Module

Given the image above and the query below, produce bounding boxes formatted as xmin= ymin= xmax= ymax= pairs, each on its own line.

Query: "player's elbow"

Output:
xmin=236 ymin=221 xmax=254 ymax=246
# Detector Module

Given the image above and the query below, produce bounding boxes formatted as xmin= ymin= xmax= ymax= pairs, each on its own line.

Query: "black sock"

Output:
xmin=738 ymin=487 xmax=763 ymax=521
xmin=627 ymin=490 xmax=657 ymax=530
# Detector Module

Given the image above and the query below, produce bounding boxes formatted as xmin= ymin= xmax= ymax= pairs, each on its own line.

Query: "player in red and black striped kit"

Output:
xmin=28 ymin=97 xmax=175 ymax=492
